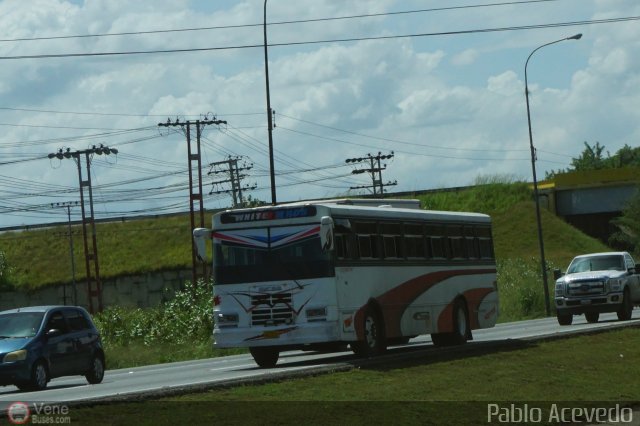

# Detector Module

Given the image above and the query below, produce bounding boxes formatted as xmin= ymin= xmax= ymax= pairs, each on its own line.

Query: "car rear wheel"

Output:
xmin=85 ymin=354 xmax=105 ymax=384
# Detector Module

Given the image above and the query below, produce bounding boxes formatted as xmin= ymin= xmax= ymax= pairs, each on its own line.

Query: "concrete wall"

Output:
xmin=0 ymin=269 xmax=192 ymax=312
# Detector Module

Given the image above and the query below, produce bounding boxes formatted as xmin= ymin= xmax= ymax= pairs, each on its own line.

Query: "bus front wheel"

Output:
xmin=351 ymin=307 xmax=386 ymax=358
xmin=250 ymin=347 xmax=279 ymax=368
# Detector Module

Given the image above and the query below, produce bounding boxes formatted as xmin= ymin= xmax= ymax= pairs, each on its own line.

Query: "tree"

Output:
xmin=569 ymin=141 xmax=610 ymax=171
xmin=546 ymin=142 xmax=640 ymax=179
xmin=240 ymin=195 xmax=268 ymax=208
xmin=610 ymin=189 xmax=640 ymax=258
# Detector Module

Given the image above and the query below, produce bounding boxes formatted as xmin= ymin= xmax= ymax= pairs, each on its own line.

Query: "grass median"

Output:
xmin=71 ymin=326 xmax=640 ymax=425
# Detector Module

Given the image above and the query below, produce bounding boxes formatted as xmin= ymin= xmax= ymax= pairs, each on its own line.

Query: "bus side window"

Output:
xmin=380 ymin=222 xmax=403 ymax=259
xmin=335 ymin=219 xmax=357 ymax=260
xmin=476 ymin=226 xmax=494 ymax=259
xmin=426 ymin=224 xmax=447 ymax=259
xmin=335 ymin=233 xmax=356 ymax=260
xmin=354 ymin=221 xmax=379 ymax=259
xmin=466 ymin=226 xmax=480 ymax=259
xmin=404 ymin=223 xmax=425 ymax=259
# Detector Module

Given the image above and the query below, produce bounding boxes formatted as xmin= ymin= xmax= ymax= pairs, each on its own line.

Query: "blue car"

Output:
xmin=0 ymin=306 xmax=105 ymax=391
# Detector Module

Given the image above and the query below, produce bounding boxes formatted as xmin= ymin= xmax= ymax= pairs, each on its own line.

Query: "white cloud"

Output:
xmin=0 ymin=0 xmax=639 ymax=226
xmin=451 ymin=49 xmax=478 ymax=66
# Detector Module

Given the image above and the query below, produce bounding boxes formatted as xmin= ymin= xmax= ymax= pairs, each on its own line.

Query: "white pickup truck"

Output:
xmin=554 ymin=251 xmax=640 ymax=325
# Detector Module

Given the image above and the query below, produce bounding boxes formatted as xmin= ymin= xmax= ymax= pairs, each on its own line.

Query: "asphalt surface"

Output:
xmin=1 ymin=310 xmax=639 ymax=414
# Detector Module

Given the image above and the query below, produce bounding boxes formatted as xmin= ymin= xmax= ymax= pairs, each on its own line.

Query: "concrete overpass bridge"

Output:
xmin=539 ymin=168 xmax=639 ymax=244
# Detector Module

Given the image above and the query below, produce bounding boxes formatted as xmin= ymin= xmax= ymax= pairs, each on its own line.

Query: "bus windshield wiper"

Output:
xmin=271 ymin=252 xmax=304 ymax=289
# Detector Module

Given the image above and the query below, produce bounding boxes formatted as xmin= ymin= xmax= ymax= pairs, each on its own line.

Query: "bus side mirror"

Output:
xmin=193 ymin=228 xmax=211 ymax=262
xmin=320 ymin=216 xmax=334 ymax=251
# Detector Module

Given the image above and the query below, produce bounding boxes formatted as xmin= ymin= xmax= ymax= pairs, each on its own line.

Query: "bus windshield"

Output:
xmin=213 ymin=224 xmax=334 ymax=284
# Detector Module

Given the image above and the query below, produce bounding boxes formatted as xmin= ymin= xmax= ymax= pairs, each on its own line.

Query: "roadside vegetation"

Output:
xmin=92 ymin=280 xmax=243 ymax=369
xmin=0 ymin=214 xmax=209 ymax=289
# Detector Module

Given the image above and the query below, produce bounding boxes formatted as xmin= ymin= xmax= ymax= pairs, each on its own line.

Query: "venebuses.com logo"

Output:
xmin=7 ymin=402 xmax=30 ymax=425
xmin=6 ymin=401 xmax=71 ymax=424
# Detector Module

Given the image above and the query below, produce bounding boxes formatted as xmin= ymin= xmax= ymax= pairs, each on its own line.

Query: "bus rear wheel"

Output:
xmin=351 ymin=307 xmax=386 ymax=358
xmin=431 ymin=299 xmax=469 ymax=347
xmin=250 ymin=347 xmax=279 ymax=368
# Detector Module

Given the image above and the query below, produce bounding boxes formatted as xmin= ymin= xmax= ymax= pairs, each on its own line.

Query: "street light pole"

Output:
xmin=525 ymin=33 xmax=582 ymax=316
xmin=264 ymin=0 xmax=277 ymax=205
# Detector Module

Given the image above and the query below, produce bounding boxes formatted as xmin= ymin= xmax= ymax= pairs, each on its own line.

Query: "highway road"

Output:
xmin=1 ymin=311 xmax=639 ymax=413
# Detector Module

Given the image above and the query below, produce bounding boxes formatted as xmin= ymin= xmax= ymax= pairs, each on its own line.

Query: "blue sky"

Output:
xmin=0 ymin=0 xmax=639 ymax=227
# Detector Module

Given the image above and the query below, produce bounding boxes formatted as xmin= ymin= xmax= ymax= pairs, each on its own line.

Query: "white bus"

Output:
xmin=193 ymin=199 xmax=498 ymax=368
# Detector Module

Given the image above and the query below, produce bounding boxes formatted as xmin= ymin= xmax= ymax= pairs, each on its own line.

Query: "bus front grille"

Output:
xmin=251 ymin=293 xmax=294 ymax=326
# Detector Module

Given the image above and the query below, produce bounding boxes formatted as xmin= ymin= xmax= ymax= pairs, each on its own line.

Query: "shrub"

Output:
xmin=94 ymin=279 xmax=213 ymax=346
xmin=496 ymin=258 xmax=560 ymax=322
xmin=0 ymin=252 xmax=14 ymax=290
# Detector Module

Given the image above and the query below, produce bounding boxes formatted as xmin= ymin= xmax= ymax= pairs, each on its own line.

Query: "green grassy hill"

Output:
xmin=416 ymin=181 xmax=609 ymax=268
xmin=0 ymin=181 xmax=610 ymax=291
xmin=0 ymin=214 xmax=209 ymax=289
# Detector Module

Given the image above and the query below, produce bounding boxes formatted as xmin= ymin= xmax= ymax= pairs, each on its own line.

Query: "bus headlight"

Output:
xmin=214 ymin=313 xmax=239 ymax=328
xmin=306 ymin=307 xmax=327 ymax=322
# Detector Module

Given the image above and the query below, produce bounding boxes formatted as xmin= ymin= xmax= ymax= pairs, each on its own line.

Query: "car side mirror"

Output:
xmin=553 ymin=268 xmax=564 ymax=280
xmin=46 ymin=329 xmax=61 ymax=337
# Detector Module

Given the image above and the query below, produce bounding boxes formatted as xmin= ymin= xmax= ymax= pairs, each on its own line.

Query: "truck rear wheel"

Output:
xmin=585 ymin=312 xmax=599 ymax=323
xmin=617 ymin=288 xmax=633 ymax=321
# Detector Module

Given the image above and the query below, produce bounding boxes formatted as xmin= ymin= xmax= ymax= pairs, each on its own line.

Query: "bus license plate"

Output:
xmin=263 ymin=331 xmax=281 ymax=339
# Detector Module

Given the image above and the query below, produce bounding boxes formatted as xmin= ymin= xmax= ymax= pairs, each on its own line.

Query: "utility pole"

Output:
xmin=345 ymin=151 xmax=397 ymax=196
xmin=158 ymin=117 xmax=227 ymax=285
xmin=264 ymin=0 xmax=277 ymax=205
xmin=51 ymin=201 xmax=79 ymax=306
xmin=48 ymin=145 xmax=118 ymax=313
xmin=208 ymin=156 xmax=256 ymax=208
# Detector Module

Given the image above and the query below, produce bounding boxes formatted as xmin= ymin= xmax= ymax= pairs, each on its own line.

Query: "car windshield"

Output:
xmin=0 ymin=312 xmax=45 ymax=338
xmin=567 ymin=255 xmax=625 ymax=274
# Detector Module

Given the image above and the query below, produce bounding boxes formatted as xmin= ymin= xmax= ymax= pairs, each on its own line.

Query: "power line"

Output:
xmin=0 ymin=106 xmax=263 ymax=118
xmin=1 ymin=16 xmax=638 ymax=61
xmin=0 ymin=1 xmax=565 ymax=43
